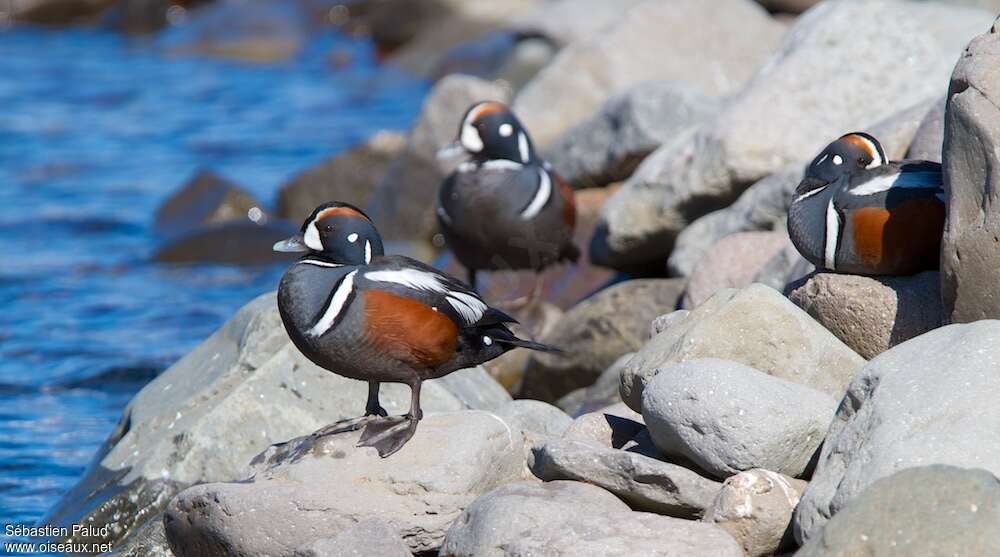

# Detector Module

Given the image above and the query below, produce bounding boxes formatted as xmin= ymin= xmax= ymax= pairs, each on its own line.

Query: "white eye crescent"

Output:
xmin=498 ymin=123 xmax=513 ymax=137
xmin=347 ymin=233 xmax=358 ymax=243
xmin=832 ymin=155 xmax=843 ymax=165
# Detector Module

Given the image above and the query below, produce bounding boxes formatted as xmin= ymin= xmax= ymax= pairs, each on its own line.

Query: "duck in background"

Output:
xmin=273 ymin=201 xmax=559 ymax=457
xmin=787 ymin=132 xmax=944 ymax=276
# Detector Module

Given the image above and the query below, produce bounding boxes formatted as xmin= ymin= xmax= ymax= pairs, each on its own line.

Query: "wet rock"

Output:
xmin=681 ymin=231 xmax=791 ymax=309
xmin=668 ymin=164 xmax=803 ymax=278
xmin=520 ymin=278 xmax=685 ymax=402
xmin=164 ymin=411 xmax=524 ymax=555
xmin=275 ymin=131 xmax=405 ymax=221
xmin=641 ymin=358 xmax=838 ymax=478
xmin=494 ymin=399 xmax=571 ymax=438
xmin=941 ymin=25 xmax=1000 ymax=323
xmin=153 ymin=219 xmax=299 ymax=265
xmin=368 ymin=74 xmax=511 ymax=244
xmin=8 ymin=0 xmax=114 ymax=25
xmin=593 ymin=2 xmax=992 ymax=271
xmin=798 ymin=465 xmax=1000 ymax=557
xmin=547 ymin=81 xmax=719 ymax=189
xmin=906 ymin=96 xmax=946 ymax=162
xmin=530 ymin=438 xmax=723 ymax=518
xmin=620 ymin=284 xmax=865 ymax=412
xmin=793 ymin=321 xmax=1000 ymax=543
xmin=153 ymin=170 xmax=260 ymax=237
xmin=704 ymin=469 xmax=807 ymax=557
xmin=107 ymin=514 xmax=172 ymax=557
xmin=293 ymin=519 xmax=410 ymax=557
xmin=556 ymin=352 xmax=633 ymax=416
xmin=562 ymin=402 xmax=645 ymax=450
xmin=42 ymin=293 xmax=510 ymax=549
xmin=788 ymin=271 xmax=943 ymax=360
xmin=512 ymin=0 xmax=783 ymax=149
xmin=440 ymin=480 xmax=742 ymax=556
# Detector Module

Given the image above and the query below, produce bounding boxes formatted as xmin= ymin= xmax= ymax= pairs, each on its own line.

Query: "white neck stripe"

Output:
xmin=824 ymin=199 xmax=840 ymax=271
xmin=308 ymin=270 xmax=357 ymax=338
xmin=521 ymin=167 xmax=552 ymax=220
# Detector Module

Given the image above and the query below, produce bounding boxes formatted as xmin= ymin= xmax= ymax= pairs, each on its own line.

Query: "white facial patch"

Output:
xmin=304 ymin=220 xmax=323 ymax=251
xmin=852 ymin=135 xmax=886 ymax=168
xmin=347 ymin=233 xmax=358 ymax=243
xmin=832 ymin=155 xmax=844 ymax=166
xmin=498 ymin=123 xmax=513 ymax=137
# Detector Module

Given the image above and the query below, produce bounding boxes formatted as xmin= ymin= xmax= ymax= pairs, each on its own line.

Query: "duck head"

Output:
xmin=273 ymin=201 xmax=384 ymax=265
xmin=437 ymin=101 xmax=537 ymax=165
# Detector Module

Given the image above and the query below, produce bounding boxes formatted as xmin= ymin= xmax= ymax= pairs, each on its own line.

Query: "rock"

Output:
xmin=494 ymin=399 xmax=571 ymax=438
xmin=681 ymin=231 xmax=791 ymax=309
xmin=530 ymin=438 xmax=723 ymax=518
xmin=556 ymin=352 xmax=633 ymax=416
xmin=668 ymin=164 xmax=803 ymax=277
xmin=42 ymin=293 xmax=510 ymax=549
xmin=164 ymin=411 xmax=524 ymax=555
xmin=152 ymin=219 xmax=300 ymax=265
xmin=509 ymin=0 xmax=647 ymax=47
xmin=865 ymin=96 xmax=943 ymax=161
xmin=547 ymin=81 xmax=720 ymax=189
xmin=906 ymin=96 xmax=946 ymax=162
xmin=704 ymin=469 xmax=807 ymax=557
xmin=153 ymin=170 xmax=261 ymax=238
xmin=512 ymin=0 xmax=783 ymax=149
xmin=941 ymin=25 xmax=1000 ymax=323
xmin=293 ymin=519 xmax=410 ymax=557
xmin=519 ymin=278 xmax=685 ymax=402
xmin=367 ymin=75 xmax=511 ymax=244
xmin=751 ymin=241 xmax=814 ymax=293
xmin=562 ymin=402 xmax=645 ymax=450
xmin=592 ymin=2 xmax=993 ymax=271
xmin=755 ymin=0 xmax=819 ymax=13
xmin=107 ymin=514 xmax=172 ymax=557
xmin=440 ymin=480 xmax=743 ymax=557
xmin=430 ymin=30 xmax=558 ymax=88
xmin=8 ymin=0 xmax=114 ymax=25
xmin=798 ymin=465 xmax=1000 ymax=557
xmin=275 ymin=131 xmax=406 ymax=221
xmin=793 ymin=320 xmax=1000 ymax=543
xmin=620 ymin=284 xmax=865 ymax=412
xmin=641 ymin=358 xmax=838 ymax=478
xmin=788 ymin=271 xmax=944 ymax=360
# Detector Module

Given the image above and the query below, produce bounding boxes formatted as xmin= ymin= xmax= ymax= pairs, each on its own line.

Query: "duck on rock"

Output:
xmin=787 ymin=132 xmax=945 ymax=276
xmin=273 ymin=201 xmax=559 ymax=457
xmin=436 ymin=101 xmax=579 ymax=294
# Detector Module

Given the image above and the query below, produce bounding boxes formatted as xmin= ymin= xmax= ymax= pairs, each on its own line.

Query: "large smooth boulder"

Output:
xmin=788 ymin=271 xmax=944 ymax=360
xmin=520 ymin=278 xmax=684 ymax=402
xmin=942 ymin=23 xmax=1000 ymax=323
xmin=794 ymin=321 xmax=1000 ymax=543
xmin=512 ymin=0 xmax=783 ymax=149
xmin=704 ymin=469 xmax=807 ymax=557
xmin=530 ymin=438 xmax=723 ymax=518
xmin=641 ymin=359 xmax=838 ymax=478
xmin=494 ymin=399 xmax=572 ymax=438
xmin=42 ymin=293 xmax=510 ymax=549
xmin=798 ymin=466 xmax=1000 ymax=557
xmin=547 ymin=81 xmax=719 ymax=189
xmin=440 ymin=480 xmax=743 ymax=556
xmin=620 ymin=284 xmax=865 ymax=412
xmin=293 ymin=519 xmax=410 ymax=557
xmin=556 ymin=352 xmax=633 ymax=416
xmin=509 ymin=0 xmax=646 ymax=47
xmin=906 ymin=96 xmax=947 ymax=162
xmin=368 ymin=75 xmax=511 ymax=244
xmin=593 ymin=1 xmax=993 ymax=270
xmin=681 ymin=230 xmax=791 ymax=309
xmin=164 ymin=411 xmax=524 ymax=555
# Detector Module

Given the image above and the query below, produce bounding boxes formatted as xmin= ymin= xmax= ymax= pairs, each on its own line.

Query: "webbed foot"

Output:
xmin=357 ymin=416 xmax=420 ymax=458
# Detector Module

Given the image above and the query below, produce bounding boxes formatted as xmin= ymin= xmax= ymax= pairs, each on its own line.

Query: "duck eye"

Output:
xmin=498 ymin=123 xmax=513 ymax=137
xmin=347 ymin=233 xmax=358 ymax=243
xmin=832 ymin=155 xmax=843 ymax=165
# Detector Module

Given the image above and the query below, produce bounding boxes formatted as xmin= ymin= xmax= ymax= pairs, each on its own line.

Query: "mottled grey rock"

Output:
xmin=494 ymin=399 xmax=571 ymax=438
xmin=668 ymin=164 xmax=803 ymax=278
xmin=164 ymin=411 xmax=524 ymax=555
xmin=906 ymin=96 xmax=946 ymax=162
xmin=789 ymin=271 xmax=943 ymax=360
xmin=276 ymin=131 xmax=405 ymax=221
xmin=43 ymin=293 xmax=510 ymax=549
xmin=108 ymin=514 xmax=172 ymax=557
xmin=530 ymin=438 xmax=722 ymax=518
xmin=368 ymin=75 xmax=511 ymax=243
xmin=642 ymin=358 xmax=838 ymax=478
xmin=593 ymin=1 xmax=992 ymax=270
xmin=704 ymin=469 xmax=807 ymax=557
xmin=512 ymin=0 xmax=783 ymax=149
xmin=621 ymin=284 xmax=865 ymax=412
xmin=440 ymin=480 xmax=742 ymax=557
xmin=520 ymin=278 xmax=684 ymax=402
xmin=752 ymin=241 xmax=814 ymax=293
xmin=562 ymin=402 xmax=645 ymax=450
xmin=799 ymin=466 xmax=1000 ymax=557
xmin=547 ymin=81 xmax=719 ymax=189
xmin=556 ymin=352 xmax=633 ymax=416
xmin=293 ymin=519 xmax=410 ymax=557
xmin=510 ymin=0 xmax=646 ymax=47
xmin=942 ymin=25 xmax=1000 ymax=323
xmin=681 ymin=231 xmax=791 ymax=310
xmin=650 ymin=310 xmax=690 ymax=337
xmin=794 ymin=321 xmax=1000 ymax=543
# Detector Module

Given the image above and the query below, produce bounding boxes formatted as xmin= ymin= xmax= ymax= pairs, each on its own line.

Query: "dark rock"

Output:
xmin=107 ymin=513 xmax=173 ymax=557
xmin=153 ymin=220 xmax=299 ymax=265
xmin=9 ymin=0 xmax=115 ymax=25
xmin=429 ymin=30 xmax=558 ymax=88
xmin=562 ymin=402 xmax=645 ymax=450
xmin=153 ymin=170 xmax=260 ymax=238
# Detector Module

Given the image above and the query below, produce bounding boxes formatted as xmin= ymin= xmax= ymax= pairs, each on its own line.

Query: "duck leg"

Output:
xmin=358 ymin=378 xmax=422 ymax=458
xmin=365 ymin=380 xmax=388 ymax=417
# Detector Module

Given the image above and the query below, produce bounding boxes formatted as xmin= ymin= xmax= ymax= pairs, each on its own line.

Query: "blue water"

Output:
xmin=0 ymin=26 xmax=426 ymax=532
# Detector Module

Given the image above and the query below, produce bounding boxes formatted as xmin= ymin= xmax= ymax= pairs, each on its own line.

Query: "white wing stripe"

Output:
xmin=299 ymin=259 xmax=343 ymax=268
xmin=521 ymin=167 xmax=551 ymax=220
xmin=849 ymin=172 xmax=941 ymax=196
xmin=308 ymin=270 xmax=357 ymax=337
xmin=481 ymin=159 xmax=524 ymax=171
xmin=446 ymin=291 xmax=487 ymax=323
xmin=364 ymin=269 xmax=447 ymax=293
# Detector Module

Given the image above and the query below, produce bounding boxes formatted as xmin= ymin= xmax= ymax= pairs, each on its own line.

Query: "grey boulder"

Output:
xmin=704 ymin=469 xmax=807 ymax=557
xmin=293 ymin=519 xmax=410 ymax=557
xmin=620 ymin=284 xmax=865 ymax=412
xmin=794 ymin=320 xmax=1000 ymax=543
xmin=494 ymin=398 xmax=572 ymax=438
xmin=562 ymin=402 xmax=646 ymax=450
xmin=641 ymin=358 xmax=838 ymax=478
xmin=680 ymin=230 xmax=791 ymax=309
xmin=440 ymin=480 xmax=742 ymax=557
xmin=556 ymin=352 xmax=633 ymax=416
xmin=164 ymin=411 xmax=525 ymax=555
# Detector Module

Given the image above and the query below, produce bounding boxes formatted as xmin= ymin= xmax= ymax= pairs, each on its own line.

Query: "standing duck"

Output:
xmin=787 ymin=132 xmax=944 ymax=276
xmin=273 ymin=201 xmax=558 ymax=457
xmin=436 ymin=101 xmax=578 ymax=293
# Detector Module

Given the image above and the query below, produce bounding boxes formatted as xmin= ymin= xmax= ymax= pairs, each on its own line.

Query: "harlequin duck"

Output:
xmin=436 ymin=101 xmax=579 ymax=291
xmin=787 ymin=132 xmax=944 ymax=276
xmin=273 ymin=201 xmax=559 ymax=457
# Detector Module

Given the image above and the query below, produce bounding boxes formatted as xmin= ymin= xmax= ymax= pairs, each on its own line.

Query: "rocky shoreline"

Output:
xmin=26 ymin=0 xmax=1000 ymax=555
